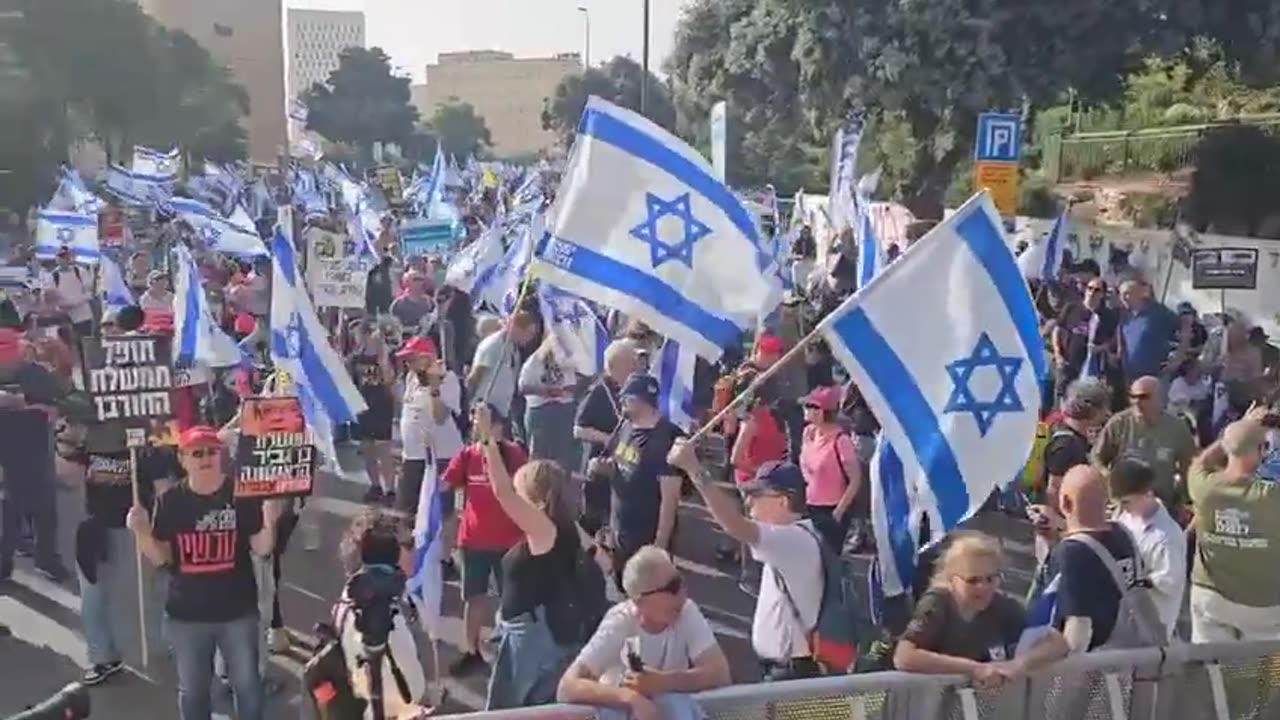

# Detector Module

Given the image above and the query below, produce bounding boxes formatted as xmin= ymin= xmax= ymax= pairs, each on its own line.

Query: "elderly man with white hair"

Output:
xmin=558 ymin=546 xmax=730 ymax=720
xmin=575 ymin=340 xmax=639 ymax=534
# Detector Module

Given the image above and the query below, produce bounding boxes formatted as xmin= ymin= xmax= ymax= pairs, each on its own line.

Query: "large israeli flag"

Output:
xmin=531 ymin=96 xmax=781 ymax=361
xmin=168 ymin=197 xmax=268 ymax=258
xmin=445 ymin=221 xmax=505 ymax=296
xmin=820 ymin=192 xmax=1046 ymax=586
xmin=173 ymin=242 xmax=241 ymax=369
xmin=35 ymin=210 xmax=100 ymax=263
xmin=269 ymin=212 xmax=368 ymax=462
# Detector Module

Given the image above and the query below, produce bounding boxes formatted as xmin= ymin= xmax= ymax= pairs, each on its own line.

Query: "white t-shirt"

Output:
xmin=1116 ymin=503 xmax=1187 ymax=639
xmin=140 ymin=289 xmax=174 ymax=314
xmin=750 ymin=520 xmax=823 ymax=661
xmin=400 ymin=371 xmax=463 ymax=461
xmin=48 ymin=266 xmax=93 ymax=323
xmin=471 ymin=331 xmax=518 ymax=417
xmin=573 ymin=600 xmax=718 ymax=685
xmin=518 ymin=346 xmax=577 ymax=409
xmin=1167 ymin=375 xmax=1211 ymax=415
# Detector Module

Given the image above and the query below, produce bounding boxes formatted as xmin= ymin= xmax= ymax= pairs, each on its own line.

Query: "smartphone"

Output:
xmin=626 ymin=650 xmax=644 ymax=673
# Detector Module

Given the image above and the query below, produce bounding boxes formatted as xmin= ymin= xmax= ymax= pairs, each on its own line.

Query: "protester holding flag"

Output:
xmin=472 ymin=405 xmax=585 ymax=710
xmin=467 ymin=312 xmax=538 ymax=421
xmin=395 ymin=337 xmax=462 ymax=513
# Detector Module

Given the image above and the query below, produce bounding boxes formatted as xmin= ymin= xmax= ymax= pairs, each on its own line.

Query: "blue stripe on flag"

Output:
xmin=954 ymin=209 xmax=1049 ymax=381
xmin=577 ymin=107 xmax=764 ymax=263
xmin=38 ymin=212 xmax=97 ymax=227
xmin=178 ymin=269 xmax=201 ymax=367
xmin=536 ymin=232 xmax=741 ymax=350
xmin=830 ymin=307 xmax=969 ymax=528
xmin=877 ymin=442 xmax=917 ymax=589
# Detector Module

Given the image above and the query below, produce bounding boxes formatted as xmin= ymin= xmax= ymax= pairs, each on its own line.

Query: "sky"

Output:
xmin=287 ymin=0 xmax=695 ymax=83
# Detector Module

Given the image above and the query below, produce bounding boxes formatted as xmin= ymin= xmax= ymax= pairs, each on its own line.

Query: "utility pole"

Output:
xmin=577 ymin=6 xmax=591 ymax=69
xmin=640 ymin=0 xmax=650 ymax=116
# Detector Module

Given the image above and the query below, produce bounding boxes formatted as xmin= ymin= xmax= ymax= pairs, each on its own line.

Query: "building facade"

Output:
xmin=287 ymin=9 xmax=364 ymax=99
xmin=137 ymin=0 xmax=287 ymax=165
xmin=416 ymin=50 xmax=581 ymax=158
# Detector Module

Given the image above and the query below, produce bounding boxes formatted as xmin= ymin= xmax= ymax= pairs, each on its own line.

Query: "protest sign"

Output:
xmin=235 ymin=396 xmax=316 ymax=498
xmin=373 ymin=166 xmax=403 ymax=205
xmin=305 ymin=226 xmax=368 ymax=308
xmin=1192 ymin=247 xmax=1259 ymax=290
xmin=400 ymin=219 xmax=456 ymax=258
xmin=81 ymin=335 xmax=173 ymax=426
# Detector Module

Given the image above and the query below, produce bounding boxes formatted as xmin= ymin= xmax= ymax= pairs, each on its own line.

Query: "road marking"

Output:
xmin=0 ymin=596 xmax=89 ymax=668
xmin=674 ymin=556 xmax=733 ymax=581
xmin=11 ymin=568 xmax=82 ymax=613
xmin=283 ymin=581 xmax=327 ymax=603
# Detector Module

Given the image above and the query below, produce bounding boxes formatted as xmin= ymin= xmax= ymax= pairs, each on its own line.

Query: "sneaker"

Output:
xmin=267 ymin=628 xmax=290 ymax=654
xmin=363 ymin=486 xmax=384 ymax=503
xmin=36 ymin=562 xmax=70 ymax=584
xmin=82 ymin=661 xmax=124 ymax=686
xmin=447 ymin=651 xmax=487 ymax=678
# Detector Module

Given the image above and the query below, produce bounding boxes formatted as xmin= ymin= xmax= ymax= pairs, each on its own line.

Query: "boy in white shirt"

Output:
xmin=1111 ymin=458 xmax=1186 ymax=640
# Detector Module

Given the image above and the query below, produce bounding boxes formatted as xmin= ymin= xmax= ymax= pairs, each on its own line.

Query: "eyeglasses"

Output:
xmin=958 ymin=573 xmax=1001 ymax=586
xmin=641 ymin=575 xmax=684 ymax=597
xmin=186 ymin=447 xmax=218 ymax=459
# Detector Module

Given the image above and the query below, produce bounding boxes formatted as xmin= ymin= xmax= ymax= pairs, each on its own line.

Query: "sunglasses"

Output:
xmin=641 ymin=575 xmax=683 ymax=597
xmin=1129 ymin=393 xmax=1151 ymax=400
xmin=186 ymin=447 xmax=218 ymax=459
xmin=1087 ymin=285 xmax=1105 ymax=293
xmin=803 ymin=403 xmax=822 ymax=411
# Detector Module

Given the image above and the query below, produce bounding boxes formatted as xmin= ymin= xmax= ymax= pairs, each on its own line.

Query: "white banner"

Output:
xmin=305 ymin=227 xmax=369 ymax=309
xmin=710 ymin=101 xmax=727 ymax=183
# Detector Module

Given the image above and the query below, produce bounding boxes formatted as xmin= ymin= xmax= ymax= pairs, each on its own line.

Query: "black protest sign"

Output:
xmin=234 ymin=397 xmax=315 ymax=498
xmin=1192 ymin=247 xmax=1259 ymax=290
xmin=81 ymin=335 xmax=174 ymax=425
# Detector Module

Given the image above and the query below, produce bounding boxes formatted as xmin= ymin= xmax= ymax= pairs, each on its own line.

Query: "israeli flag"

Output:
xmin=654 ymin=337 xmax=698 ymax=431
xmin=269 ymin=211 xmax=368 ymax=462
xmin=288 ymin=99 xmax=309 ymax=124
xmin=820 ymin=192 xmax=1046 ymax=577
xmin=49 ymin=168 xmax=102 ymax=215
xmin=531 ymin=96 xmax=781 ymax=360
xmin=173 ymin=243 xmax=241 ymax=369
xmin=406 ymin=461 xmax=445 ymax=634
xmin=480 ymin=212 xmax=541 ymax=314
xmin=445 ymin=221 xmax=506 ymax=296
xmin=538 ymin=285 xmax=606 ymax=377
xmin=99 ymin=255 xmax=135 ymax=311
xmin=828 ymin=117 xmax=864 ymax=232
xmin=168 ymin=197 xmax=268 ymax=258
xmin=867 ymin=436 xmax=923 ymax=597
xmin=35 ymin=210 xmax=100 ymax=263
xmin=131 ymin=146 xmax=180 ymax=180
xmin=856 ymin=201 xmax=886 ymax=291
xmin=1017 ymin=212 xmax=1069 ymax=281
xmin=104 ymin=165 xmax=173 ymax=207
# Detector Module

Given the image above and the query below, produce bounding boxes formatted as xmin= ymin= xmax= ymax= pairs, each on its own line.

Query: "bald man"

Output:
xmin=1092 ymin=375 xmax=1196 ymax=512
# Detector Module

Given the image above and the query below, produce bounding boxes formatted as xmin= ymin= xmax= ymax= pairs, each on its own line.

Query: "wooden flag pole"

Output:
xmin=127 ymin=429 xmax=150 ymax=668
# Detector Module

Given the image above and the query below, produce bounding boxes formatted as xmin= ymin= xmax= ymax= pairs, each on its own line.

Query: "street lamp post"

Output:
xmin=577 ymin=6 xmax=590 ymax=69
xmin=640 ymin=0 xmax=650 ymax=116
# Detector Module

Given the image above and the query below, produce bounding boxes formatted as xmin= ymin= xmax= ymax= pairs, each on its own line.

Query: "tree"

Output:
xmin=1187 ymin=125 xmax=1280 ymax=237
xmin=303 ymin=47 xmax=419 ymax=163
xmin=542 ymin=56 xmax=677 ymax=149
xmin=146 ymin=29 xmax=250 ymax=164
xmin=427 ymin=101 xmax=492 ymax=159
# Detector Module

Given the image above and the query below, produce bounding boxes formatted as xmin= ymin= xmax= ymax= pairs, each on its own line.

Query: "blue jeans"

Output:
xmin=525 ymin=401 xmax=580 ymax=471
xmin=78 ymin=527 xmax=166 ymax=666
xmin=486 ymin=606 xmax=577 ymax=710
xmin=169 ymin=614 xmax=263 ymax=720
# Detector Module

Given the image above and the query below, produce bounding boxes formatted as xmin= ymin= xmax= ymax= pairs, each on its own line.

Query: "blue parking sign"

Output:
xmin=975 ymin=113 xmax=1022 ymax=163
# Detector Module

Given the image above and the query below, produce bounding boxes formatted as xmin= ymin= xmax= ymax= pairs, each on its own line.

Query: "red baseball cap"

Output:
xmin=178 ymin=425 xmax=223 ymax=449
xmin=756 ymin=335 xmax=785 ymax=356
xmin=396 ymin=336 xmax=438 ymax=358
xmin=804 ymin=385 xmax=842 ymax=412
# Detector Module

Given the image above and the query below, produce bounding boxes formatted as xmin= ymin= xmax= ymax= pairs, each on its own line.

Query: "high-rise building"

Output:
xmin=287 ymin=9 xmax=364 ymax=99
xmin=137 ymin=0 xmax=287 ymax=165
xmin=415 ymin=50 xmax=582 ymax=159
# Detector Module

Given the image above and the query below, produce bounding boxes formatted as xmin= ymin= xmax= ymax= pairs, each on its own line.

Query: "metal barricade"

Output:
xmin=444 ymin=642 xmax=1280 ymax=720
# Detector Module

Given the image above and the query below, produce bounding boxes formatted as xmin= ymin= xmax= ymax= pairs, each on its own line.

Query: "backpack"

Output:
xmin=544 ymin=538 xmax=609 ymax=646
xmin=773 ymin=522 xmax=860 ymax=673
xmin=1063 ymin=533 xmax=1168 ymax=648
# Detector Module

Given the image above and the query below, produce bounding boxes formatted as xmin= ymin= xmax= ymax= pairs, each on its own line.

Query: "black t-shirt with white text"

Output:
xmin=152 ymin=480 xmax=262 ymax=623
xmin=84 ymin=447 xmax=181 ymax=527
xmin=607 ymin=417 xmax=686 ymax=547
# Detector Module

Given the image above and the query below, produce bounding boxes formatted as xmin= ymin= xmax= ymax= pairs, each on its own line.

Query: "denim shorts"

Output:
xmin=461 ymin=548 xmax=506 ymax=600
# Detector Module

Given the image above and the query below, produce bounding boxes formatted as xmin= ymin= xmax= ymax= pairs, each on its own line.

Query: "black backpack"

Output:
xmin=544 ymin=541 xmax=608 ymax=646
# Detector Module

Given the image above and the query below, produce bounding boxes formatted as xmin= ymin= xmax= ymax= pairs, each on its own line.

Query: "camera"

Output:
xmin=346 ymin=564 xmax=406 ymax=651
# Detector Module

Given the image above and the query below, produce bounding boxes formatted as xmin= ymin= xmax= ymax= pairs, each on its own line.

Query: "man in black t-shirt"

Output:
xmin=128 ymin=426 xmax=282 ymax=720
xmin=575 ymin=341 xmax=638 ymax=535
xmin=588 ymin=374 xmax=686 ymax=587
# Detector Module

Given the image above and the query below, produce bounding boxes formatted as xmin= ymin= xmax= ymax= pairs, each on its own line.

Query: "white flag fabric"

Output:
xmin=173 ymin=243 xmax=242 ymax=369
xmin=445 ymin=221 xmax=505 ymax=297
xmin=538 ymin=286 xmax=605 ymax=377
xmin=168 ymin=197 xmax=268 ymax=258
xmin=269 ymin=213 xmax=368 ymax=463
xmin=49 ymin=168 xmax=102 ymax=215
xmin=654 ymin=338 xmax=698 ymax=431
xmin=531 ymin=96 xmax=781 ymax=360
xmin=104 ymin=165 xmax=173 ymax=206
xmin=36 ymin=210 xmax=100 ymax=264
xmin=131 ymin=146 xmax=180 ymax=180
xmin=820 ymin=192 xmax=1046 ymax=552
xmin=99 ymin=255 xmax=135 ymax=310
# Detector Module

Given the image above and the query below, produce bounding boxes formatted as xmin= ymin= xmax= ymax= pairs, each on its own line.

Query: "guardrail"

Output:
xmin=446 ymin=640 xmax=1280 ymax=720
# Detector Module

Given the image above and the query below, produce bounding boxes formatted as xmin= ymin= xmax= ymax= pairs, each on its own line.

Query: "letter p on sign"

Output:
xmin=976 ymin=113 xmax=1022 ymax=163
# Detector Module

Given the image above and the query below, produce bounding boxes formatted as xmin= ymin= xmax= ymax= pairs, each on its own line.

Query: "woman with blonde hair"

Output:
xmin=474 ymin=405 xmax=599 ymax=710
xmin=893 ymin=532 xmax=1026 ymax=687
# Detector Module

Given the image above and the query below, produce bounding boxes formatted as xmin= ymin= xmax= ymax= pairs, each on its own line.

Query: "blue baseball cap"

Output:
xmin=742 ymin=461 xmax=807 ymax=500
xmin=621 ymin=373 xmax=660 ymax=407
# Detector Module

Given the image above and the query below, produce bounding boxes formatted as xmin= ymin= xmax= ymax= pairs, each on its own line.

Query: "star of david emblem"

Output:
xmin=942 ymin=332 xmax=1024 ymax=437
xmin=629 ymin=192 xmax=712 ymax=269
xmin=201 ymin=224 xmax=223 ymax=245
xmin=284 ymin=314 xmax=304 ymax=359
xmin=55 ymin=226 xmax=75 ymax=244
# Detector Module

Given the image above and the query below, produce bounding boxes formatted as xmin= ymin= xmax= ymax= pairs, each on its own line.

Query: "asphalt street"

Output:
xmin=0 ymin=447 xmax=1040 ymax=719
